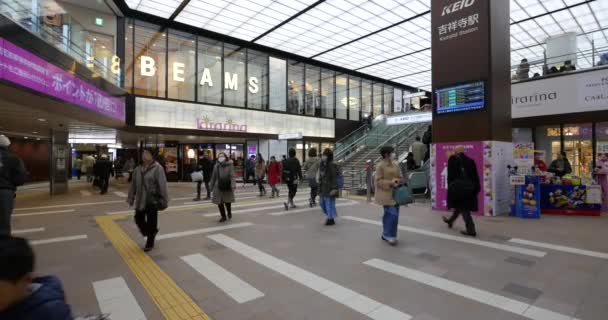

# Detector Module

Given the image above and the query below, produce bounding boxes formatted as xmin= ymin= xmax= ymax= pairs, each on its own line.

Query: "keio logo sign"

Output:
xmin=442 ymin=0 xmax=475 ymax=16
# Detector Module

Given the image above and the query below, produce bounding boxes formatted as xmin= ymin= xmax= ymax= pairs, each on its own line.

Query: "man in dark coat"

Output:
xmin=442 ymin=145 xmax=480 ymax=237
xmin=94 ymin=154 xmax=114 ymax=195
xmin=282 ymin=148 xmax=303 ymax=209
xmin=194 ymin=153 xmax=214 ymax=201
xmin=0 ymin=135 xmax=27 ymax=236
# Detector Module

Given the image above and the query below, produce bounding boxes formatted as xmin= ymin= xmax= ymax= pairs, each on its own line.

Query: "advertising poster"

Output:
xmin=433 ymin=141 xmax=484 ymax=215
xmin=164 ymin=147 xmax=178 ymax=173
xmin=513 ymin=143 xmax=534 ymax=169
xmin=514 ymin=176 xmax=541 ymax=219
xmin=541 ymin=185 xmax=602 ymax=215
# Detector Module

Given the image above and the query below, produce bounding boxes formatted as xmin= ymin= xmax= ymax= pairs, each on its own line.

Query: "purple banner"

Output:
xmin=0 ymin=37 xmax=125 ymax=121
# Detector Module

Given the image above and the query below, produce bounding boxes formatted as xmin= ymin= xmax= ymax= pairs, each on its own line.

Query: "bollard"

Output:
xmin=366 ymin=160 xmax=372 ymax=202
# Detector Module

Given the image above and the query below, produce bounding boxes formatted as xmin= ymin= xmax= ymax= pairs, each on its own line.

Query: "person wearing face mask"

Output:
xmin=303 ymin=148 xmax=321 ymax=207
xmin=375 ymin=146 xmax=404 ymax=245
xmin=128 ymin=148 xmax=169 ymax=252
xmin=209 ymin=152 xmax=236 ymax=222
xmin=318 ymin=148 xmax=340 ymax=225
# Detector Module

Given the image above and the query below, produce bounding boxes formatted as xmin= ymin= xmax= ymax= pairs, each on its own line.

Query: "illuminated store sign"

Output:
xmin=139 ymin=56 xmax=259 ymax=93
xmin=196 ymin=116 xmax=247 ymax=132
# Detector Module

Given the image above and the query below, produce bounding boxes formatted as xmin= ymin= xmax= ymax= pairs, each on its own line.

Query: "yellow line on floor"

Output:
xmin=96 ymin=215 xmax=211 ymax=320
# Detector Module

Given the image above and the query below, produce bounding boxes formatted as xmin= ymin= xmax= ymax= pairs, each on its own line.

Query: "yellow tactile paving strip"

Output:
xmin=96 ymin=214 xmax=211 ymax=320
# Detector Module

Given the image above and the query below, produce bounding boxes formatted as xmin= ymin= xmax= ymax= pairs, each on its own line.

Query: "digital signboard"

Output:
xmin=435 ymin=81 xmax=485 ymax=115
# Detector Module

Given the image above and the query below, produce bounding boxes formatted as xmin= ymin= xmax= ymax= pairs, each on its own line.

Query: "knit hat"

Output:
xmin=0 ymin=135 xmax=10 ymax=147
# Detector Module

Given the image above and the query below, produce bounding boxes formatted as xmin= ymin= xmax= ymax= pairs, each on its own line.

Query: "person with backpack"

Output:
xmin=375 ymin=146 xmax=404 ymax=245
xmin=255 ymin=153 xmax=267 ymax=197
xmin=127 ymin=148 xmax=169 ymax=252
xmin=442 ymin=145 xmax=480 ymax=237
xmin=209 ymin=152 xmax=236 ymax=222
xmin=267 ymin=156 xmax=281 ymax=198
xmin=0 ymin=135 xmax=27 ymax=236
xmin=282 ymin=148 xmax=303 ymax=210
xmin=318 ymin=148 xmax=340 ymax=225
xmin=303 ymin=148 xmax=321 ymax=207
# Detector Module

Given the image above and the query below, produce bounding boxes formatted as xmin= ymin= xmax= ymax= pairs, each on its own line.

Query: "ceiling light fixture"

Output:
xmin=32 ymin=131 xmax=38 ymax=134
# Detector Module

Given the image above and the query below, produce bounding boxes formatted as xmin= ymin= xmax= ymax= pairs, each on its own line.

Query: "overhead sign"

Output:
xmin=512 ymin=69 xmax=608 ymax=118
xmin=278 ymin=133 xmax=303 ymax=140
xmin=404 ymin=92 xmax=427 ymax=99
xmin=0 ymin=37 xmax=125 ymax=121
xmin=386 ymin=112 xmax=432 ymax=126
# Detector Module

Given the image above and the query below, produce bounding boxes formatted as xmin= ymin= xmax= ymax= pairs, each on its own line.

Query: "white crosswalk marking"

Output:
xmin=93 ymin=277 xmax=146 ymax=320
xmin=184 ymin=195 xmax=259 ymax=206
xmin=202 ymin=196 xmax=312 ymax=217
xmin=208 ymin=234 xmax=412 ymax=320
xmin=30 ymin=235 xmax=88 ymax=245
xmin=80 ymin=190 xmax=92 ymax=197
xmin=12 ymin=227 xmax=45 ymax=234
xmin=182 ymin=253 xmax=264 ymax=303
xmin=269 ymin=200 xmax=359 ymax=216
xmin=113 ymin=191 xmax=128 ymax=198
xmin=156 ymin=222 xmax=254 ymax=240
xmin=364 ymin=258 xmax=579 ymax=320
xmin=342 ymin=216 xmax=547 ymax=257
xmin=12 ymin=209 xmax=76 ymax=218
xmin=509 ymin=238 xmax=608 ymax=259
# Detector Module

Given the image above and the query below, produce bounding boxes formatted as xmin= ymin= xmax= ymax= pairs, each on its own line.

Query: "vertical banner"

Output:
xmin=514 ymin=176 xmax=541 ymax=219
xmin=433 ymin=141 xmax=484 ymax=215
xmin=164 ymin=147 xmax=178 ymax=173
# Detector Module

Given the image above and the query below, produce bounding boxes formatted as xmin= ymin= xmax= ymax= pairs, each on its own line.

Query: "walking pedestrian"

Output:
xmin=282 ymin=148 xmax=302 ymax=210
xmin=193 ymin=153 xmax=213 ymax=201
xmin=124 ymin=157 xmax=135 ymax=183
xmin=375 ymin=146 xmax=403 ymax=245
xmin=209 ymin=152 xmax=236 ymax=223
xmin=127 ymin=148 xmax=169 ymax=252
xmin=94 ymin=154 xmax=114 ymax=195
xmin=411 ymin=136 xmax=426 ymax=168
xmin=0 ymin=135 xmax=27 ymax=236
xmin=245 ymin=155 xmax=256 ymax=185
xmin=318 ymin=148 xmax=340 ymax=225
xmin=255 ymin=153 xmax=267 ymax=196
xmin=442 ymin=145 xmax=479 ymax=237
xmin=83 ymin=154 xmax=96 ymax=183
xmin=267 ymin=156 xmax=281 ymax=198
xmin=75 ymin=156 xmax=83 ymax=180
xmin=303 ymin=148 xmax=321 ymax=207
xmin=0 ymin=237 xmax=75 ymax=319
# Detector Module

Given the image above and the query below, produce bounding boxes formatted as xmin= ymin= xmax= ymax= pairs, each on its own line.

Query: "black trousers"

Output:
xmin=287 ymin=182 xmax=298 ymax=202
xmin=135 ymin=206 xmax=159 ymax=237
xmin=218 ymin=203 xmax=232 ymax=218
xmin=197 ymin=181 xmax=210 ymax=198
xmin=246 ymin=172 xmax=255 ymax=184
xmin=76 ymin=169 xmax=81 ymax=180
xmin=309 ymin=179 xmax=318 ymax=202
xmin=99 ymin=176 xmax=110 ymax=194
xmin=447 ymin=208 xmax=476 ymax=234
xmin=257 ymin=177 xmax=266 ymax=193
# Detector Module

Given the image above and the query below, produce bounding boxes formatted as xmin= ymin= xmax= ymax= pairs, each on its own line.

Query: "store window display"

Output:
xmin=563 ymin=124 xmax=592 ymax=180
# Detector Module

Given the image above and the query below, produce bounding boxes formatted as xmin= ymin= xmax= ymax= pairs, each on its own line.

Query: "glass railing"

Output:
xmin=511 ymin=44 xmax=608 ymax=82
xmin=0 ymin=0 xmax=120 ymax=85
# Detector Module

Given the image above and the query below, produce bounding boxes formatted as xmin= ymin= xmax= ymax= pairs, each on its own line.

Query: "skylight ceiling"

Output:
xmin=124 ymin=0 xmax=608 ymax=91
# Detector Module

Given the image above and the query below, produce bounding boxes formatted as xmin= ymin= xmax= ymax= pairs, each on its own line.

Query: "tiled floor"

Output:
xmin=11 ymin=179 xmax=608 ymax=320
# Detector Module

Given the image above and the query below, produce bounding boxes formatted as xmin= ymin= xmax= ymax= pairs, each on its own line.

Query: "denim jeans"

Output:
xmin=382 ymin=205 xmax=400 ymax=241
xmin=320 ymin=195 xmax=336 ymax=219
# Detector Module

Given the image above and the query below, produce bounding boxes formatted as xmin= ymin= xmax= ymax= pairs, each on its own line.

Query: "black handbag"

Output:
xmin=141 ymin=168 xmax=168 ymax=211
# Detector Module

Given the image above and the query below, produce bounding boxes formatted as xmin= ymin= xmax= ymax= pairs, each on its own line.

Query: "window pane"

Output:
xmin=247 ymin=49 xmax=268 ymax=110
xmin=197 ymin=37 xmax=222 ymax=104
xmin=372 ymin=83 xmax=383 ymax=116
xmin=535 ymin=125 xmax=561 ymax=169
xmin=348 ymin=77 xmax=360 ymax=121
xmin=321 ymin=69 xmax=334 ymax=118
xmin=305 ymin=64 xmax=320 ymax=116
xmin=335 ymin=74 xmax=348 ymax=119
xmin=563 ymin=123 xmax=592 ymax=180
xmin=223 ymin=44 xmax=246 ymax=107
xmin=133 ymin=20 xmax=166 ymax=98
xmin=124 ymin=19 xmax=133 ymax=93
xmin=597 ymin=123 xmax=608 ymax=172
xmin=269 ymin=57 xmax=286 ymax=112
xmin=393 ymin=88 xmax=403 ymax=113
xmin=361 ymin=80 xmax=372 ymax=116
xmin=168 ymin=29 xmax=195 ymax=101
xmin=288 ymin=60 xmax=304 ymax=114
xmin=383 ymin=86 xmax=394 ymax=115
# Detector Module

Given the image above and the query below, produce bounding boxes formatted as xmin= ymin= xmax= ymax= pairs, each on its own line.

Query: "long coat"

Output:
xmin=209 ymin=161 xmax=236 ymax=204
xmin=447 ymin=153 xmax=480 ymax=211
xmin=374 ymin=160 xmax=404 ymax=206
xmin=128 ymin=162 xmax=169 ymax=211
xmin=267 ymin=161 xmax=281 ymax=185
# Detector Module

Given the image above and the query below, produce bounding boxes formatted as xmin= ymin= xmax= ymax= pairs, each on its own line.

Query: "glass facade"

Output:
xmin=335 ymin=74 xmax=348 ymax=120
xmin=123 ymin=18 xmax=411 ymax=121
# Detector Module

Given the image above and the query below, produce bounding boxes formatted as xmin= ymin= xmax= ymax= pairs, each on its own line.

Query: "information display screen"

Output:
xmin=435 ymin=81 xmax=485 ymax=115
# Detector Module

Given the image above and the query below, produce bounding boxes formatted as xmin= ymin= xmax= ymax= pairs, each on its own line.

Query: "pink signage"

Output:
xmin=433 ymin=141 xmax=485 ymax=215
xmin=0 ymin=37 xmax=125 ymax=121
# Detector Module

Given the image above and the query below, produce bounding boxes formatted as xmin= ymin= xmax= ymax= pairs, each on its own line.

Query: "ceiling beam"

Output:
xmin=510 ymin=0 xmax=595 ymax=25
xmin=355 ymin=47 xmax=430 ymax=71
xmin=309 ymin=10 xmax=430 ymax=59
xmin=168 ymin=0 xmax=191 ymax=21
xmin=251 ymin=0 xmax=326 ymax=43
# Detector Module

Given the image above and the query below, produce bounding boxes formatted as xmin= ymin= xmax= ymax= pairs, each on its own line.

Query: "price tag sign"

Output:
xmin=510 ymin=175 xmax=525 ymax=185
xmin=586 ymin=185 xmax=602 ymax=204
